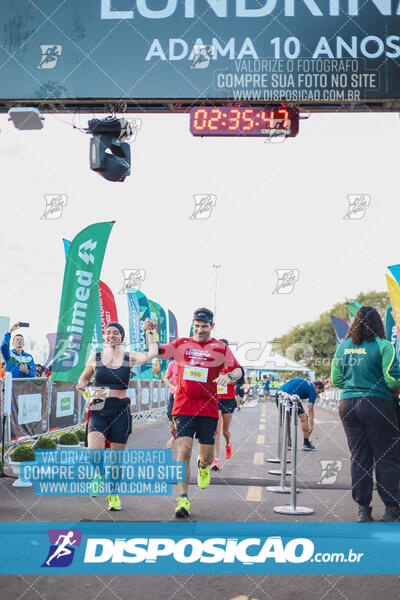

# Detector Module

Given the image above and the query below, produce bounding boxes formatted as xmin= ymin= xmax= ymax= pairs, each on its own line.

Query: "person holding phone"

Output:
xmin=1 ymin=321 xmax=36 ymax=378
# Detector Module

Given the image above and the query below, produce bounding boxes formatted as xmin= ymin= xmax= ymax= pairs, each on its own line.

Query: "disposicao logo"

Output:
xmin=83 ymin=536 xmax=314 ymax=564
xmin=42 ymin=529 xmax=82 ymax=568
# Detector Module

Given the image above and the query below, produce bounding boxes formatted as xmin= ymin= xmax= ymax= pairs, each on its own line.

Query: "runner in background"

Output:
xmin=163 ymin=359 xmax=178 ymax=448
xmin=211 ymin=339 xmax=244 ymax=471
xmin=243 ymin=376 xmax=252 ymax=406
xmin=263 ymin=374 xmax=271 ymax=401
xmin=148 ymin=308 xmax=242 ymax=518
xmin=278 ymin=377 xmax=325 ymax=451
xmin=235 ymin=378 xmax=245 ymax=410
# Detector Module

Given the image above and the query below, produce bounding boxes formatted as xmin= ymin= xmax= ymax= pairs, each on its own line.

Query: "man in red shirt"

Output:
xmin=144 ymin=308 xmax=242 ymax=518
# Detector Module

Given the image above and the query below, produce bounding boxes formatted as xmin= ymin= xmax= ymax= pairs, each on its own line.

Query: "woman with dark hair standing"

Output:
xmin=331 ymin=306 xmax=400 ymax=522
xmin=77 ymin=320 xmax=158 ymax=511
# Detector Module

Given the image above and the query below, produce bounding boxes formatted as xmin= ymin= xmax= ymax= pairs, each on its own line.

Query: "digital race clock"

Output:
xmin=190 ymin=106 xmax=299 ymax=137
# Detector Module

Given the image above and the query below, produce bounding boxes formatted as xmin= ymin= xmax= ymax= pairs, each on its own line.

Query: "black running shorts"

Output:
xmin=297 ymin=401 xmax=305 ymax=415
xmin=288 ymin=399 xmax=305 ymax=415
xmin=88 ymin=397 xmax=132 ymax=444
xmin=218 ymin=397 xmax=237 ymax=414
xmin=172 ymin=414 xmax=218 ymax=445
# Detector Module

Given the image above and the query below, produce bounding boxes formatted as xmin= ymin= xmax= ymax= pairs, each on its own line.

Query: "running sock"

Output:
xmin=180 ymin=493 xmax=188 ymax=498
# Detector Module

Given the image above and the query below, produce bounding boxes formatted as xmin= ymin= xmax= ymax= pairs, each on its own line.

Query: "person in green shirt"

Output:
xmin=331 ymin=305 xmax=400 ymax=522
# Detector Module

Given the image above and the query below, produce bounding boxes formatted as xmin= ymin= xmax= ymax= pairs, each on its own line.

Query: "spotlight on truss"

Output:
xmin=8 ymin=107 xmax=44 ymax=130
xmin=87 ymin=118 xmax=132 ymax=183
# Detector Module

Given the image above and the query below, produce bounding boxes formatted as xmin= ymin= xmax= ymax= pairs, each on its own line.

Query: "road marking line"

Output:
xmin=260 ymin=417 xmax=266 ymax=423
xmin=259 ymin=424 xmax=265 ymax=431
xmin=253 ymin=452 xmax=264 ymax=465
xmin=261 ymin=406 xmax=266 ymax=417
xmin=257 ymin=434 xmax=265 ymax=445
xmin=246 ymin=486 xmax=262 ymax=502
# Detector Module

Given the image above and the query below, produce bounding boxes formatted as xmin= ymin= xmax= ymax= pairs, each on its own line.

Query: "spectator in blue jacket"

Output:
xmin=1 ymin=322 xmax=36 ymax=378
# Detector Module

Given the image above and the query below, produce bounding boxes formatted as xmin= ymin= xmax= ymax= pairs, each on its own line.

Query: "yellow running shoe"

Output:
xmin=197 ymin=458 xmax=210 ymax=489
xmin=107 ymin=495 xmax=122 ymax=511
xmin=90 ymin=473 xmax=103 ymax=497
xmin=175 ymin=496 xmax=191 ymax=518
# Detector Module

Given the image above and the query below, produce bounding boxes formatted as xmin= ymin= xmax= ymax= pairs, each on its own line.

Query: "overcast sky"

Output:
xmin=0 ymin=111 xmax=398 ymax=352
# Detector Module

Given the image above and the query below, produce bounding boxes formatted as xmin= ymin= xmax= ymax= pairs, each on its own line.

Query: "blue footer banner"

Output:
xmin=0 ymin=522 xmax=399 ymax=574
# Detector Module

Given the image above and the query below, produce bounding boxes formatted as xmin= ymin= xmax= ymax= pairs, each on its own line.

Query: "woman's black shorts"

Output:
xmin=218 ymin=397 xmax=237 ymax=414
xmin=88 ymin=397 xmax=132 ymax=444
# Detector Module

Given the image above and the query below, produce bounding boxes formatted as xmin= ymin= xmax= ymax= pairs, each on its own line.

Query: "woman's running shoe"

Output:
xmin=175 ymin=496 xmax=191 ymax=518
xmin=90 ymin=473 xmax=103 ymax=497
xmin=107 ymin=495 xmax=122 ymax=511
xmin=197 ymin=458 xmax=210 ymax=489
xmin=225 ymin=443 xmax=233 ymax=459
xmin=211 ymin=458 xmax=222 ymax=472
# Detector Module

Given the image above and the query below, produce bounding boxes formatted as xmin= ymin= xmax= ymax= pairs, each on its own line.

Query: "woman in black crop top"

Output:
xmin=76 ymin=321 xmax=158 ymax=511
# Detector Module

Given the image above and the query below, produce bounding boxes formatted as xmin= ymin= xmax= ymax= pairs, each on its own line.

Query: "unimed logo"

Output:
xmin=84 ymin=536 xmax=314 ymax=564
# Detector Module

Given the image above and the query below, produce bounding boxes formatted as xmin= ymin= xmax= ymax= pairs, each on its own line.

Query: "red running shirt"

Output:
xmin=159 ymin=338 xmax=241 ymax=418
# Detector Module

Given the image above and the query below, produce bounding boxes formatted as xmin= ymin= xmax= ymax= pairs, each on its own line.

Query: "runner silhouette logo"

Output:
xmin=42 ymin=529 xmax=82 ymax=568
xmin=37 ymin=45 xmax=62 ymax=69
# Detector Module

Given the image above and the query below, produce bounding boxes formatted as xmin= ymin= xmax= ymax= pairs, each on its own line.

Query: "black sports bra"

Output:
xmin=94 ymin=352 xmax=131 ymax=390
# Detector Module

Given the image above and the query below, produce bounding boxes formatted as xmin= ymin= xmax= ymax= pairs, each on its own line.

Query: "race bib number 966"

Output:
xmin=183 ymin=366 xmax=208 ymax=382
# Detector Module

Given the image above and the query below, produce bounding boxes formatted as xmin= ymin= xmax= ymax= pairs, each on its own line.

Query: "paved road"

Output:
xmin=1 ymin=400 xmax=398 ymax=599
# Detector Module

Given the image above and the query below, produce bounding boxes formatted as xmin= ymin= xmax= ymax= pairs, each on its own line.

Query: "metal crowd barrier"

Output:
xmin=0 ymin=374 xmax=169 ymax=455
xmin=267 ymin=392 xmax=314 ymax=515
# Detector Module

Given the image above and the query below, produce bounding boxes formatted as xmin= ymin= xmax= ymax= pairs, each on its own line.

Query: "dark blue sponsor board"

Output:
xmin=0 ymin=1 xmax=399 ymax=101
xmin=0 ymin=522 xmax=399 ymax=574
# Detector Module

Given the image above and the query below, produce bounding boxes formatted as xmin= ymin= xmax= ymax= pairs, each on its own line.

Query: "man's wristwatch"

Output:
xmin=227 ymin=372 xmax=235 ymax=381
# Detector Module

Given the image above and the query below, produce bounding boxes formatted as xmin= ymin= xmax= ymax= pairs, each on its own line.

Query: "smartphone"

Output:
xmin=18 ymin=322 xmax=30 ymax=327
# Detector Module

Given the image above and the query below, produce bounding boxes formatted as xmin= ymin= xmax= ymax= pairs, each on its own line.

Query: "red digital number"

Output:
xmin=193 ymin=109 xmax=208 ymax=130
xmin=261 ymin=110 xmax=276 ymax=128
xmin=277 ymin=109 xmax=290 ymax=129
xmin=208 ymin=108 xmax=223 ymax=131
xmin=228 ymin=108 xmax=241 ymax=130
xmin=242 ymin=109 xmax=255 ymax=131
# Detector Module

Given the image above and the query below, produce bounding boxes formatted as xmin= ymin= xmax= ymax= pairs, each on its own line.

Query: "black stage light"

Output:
xmin=88 ymin=118 xmax=132 ymax=182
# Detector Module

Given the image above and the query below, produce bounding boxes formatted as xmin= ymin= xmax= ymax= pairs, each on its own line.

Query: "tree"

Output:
xmin=273 ymin=291 xmax=389 ymax=378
